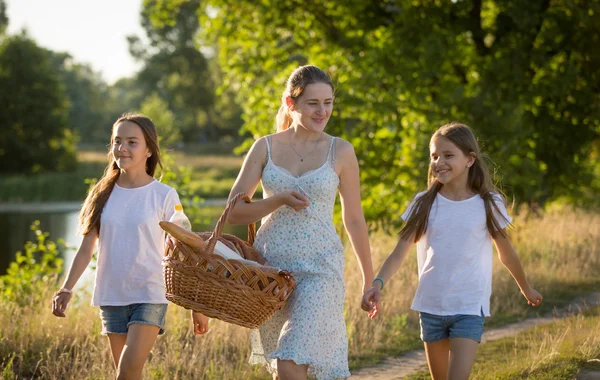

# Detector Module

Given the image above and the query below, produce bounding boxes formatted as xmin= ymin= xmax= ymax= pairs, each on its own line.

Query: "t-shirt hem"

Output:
xmin=411 ymin=306 xmax=489 ymax=317
xmin=92 ymin=300 xmax=169 ymax=307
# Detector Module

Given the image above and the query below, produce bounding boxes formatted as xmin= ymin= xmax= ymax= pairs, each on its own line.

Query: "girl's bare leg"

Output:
xmin=116 ymin=324 xmax=160 ymax=380
xmin=276 ymin=359 xmax=308 ymax=380
xmin=424 ymin=338 xmax=450 ymax=380
xmin=447 ymin=337 xmax=479 ymax=380
xmin=107 ymin=334 xmax=127 ymax=369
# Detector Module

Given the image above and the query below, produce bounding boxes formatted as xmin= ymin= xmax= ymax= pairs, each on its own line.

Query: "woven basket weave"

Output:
xmin=162 ymin=193 xmax=296 ymax=329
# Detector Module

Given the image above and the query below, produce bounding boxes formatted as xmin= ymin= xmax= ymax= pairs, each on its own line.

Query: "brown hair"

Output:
xmin=275 ymin=65 xmax=334 ymax=131
xmin=79 ymin=113 xmax=164 ymax=235
xmin=399 ymin=122 xmax=510 ymax=242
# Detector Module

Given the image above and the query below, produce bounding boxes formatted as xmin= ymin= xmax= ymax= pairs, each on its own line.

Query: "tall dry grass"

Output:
xmin=0 ymin=208 xmax=598 ymax=378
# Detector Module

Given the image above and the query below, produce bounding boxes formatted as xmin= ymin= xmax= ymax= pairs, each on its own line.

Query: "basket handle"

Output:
xmin=206 ymin=193 xmax=256 ymax=253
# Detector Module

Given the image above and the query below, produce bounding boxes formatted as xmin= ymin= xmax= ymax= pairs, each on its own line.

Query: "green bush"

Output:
xmin=0 ymin=221 xmax=68 ymax=306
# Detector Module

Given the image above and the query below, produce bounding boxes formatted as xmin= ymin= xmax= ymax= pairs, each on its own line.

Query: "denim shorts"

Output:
xmin=99 ymin=303 xmax=168 ymax=336
xmin=419 ymin=310 xmax=485 ymax=343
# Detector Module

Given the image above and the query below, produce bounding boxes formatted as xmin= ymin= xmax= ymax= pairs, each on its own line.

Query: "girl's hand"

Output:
xmin=192 ymin=311 xmax=209 ymax=335
xmin=523 ymin=287 xmax=543 ymax=307
xmin=51 ymin=291 xmax=72 ymax=317
xmin=361 ymin=286 xmax=382 ymax=319
xmin=279 ymin=191 xmax=310 ymax=211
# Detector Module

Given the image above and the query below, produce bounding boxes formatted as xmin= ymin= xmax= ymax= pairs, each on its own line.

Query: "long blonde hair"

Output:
xmin=399 ymin=122 xmax=510 ymax=242
xmin=79 ymin=113 xmax=163 ymax=235
xmin=275 ymin=65 xmax=334 ymax=131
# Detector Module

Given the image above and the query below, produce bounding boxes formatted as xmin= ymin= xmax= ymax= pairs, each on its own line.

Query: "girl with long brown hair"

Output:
xmin=51 ymin=113 xmax=208 ymax=378
xmin=361 ymin=122 xmax=543 ymax=380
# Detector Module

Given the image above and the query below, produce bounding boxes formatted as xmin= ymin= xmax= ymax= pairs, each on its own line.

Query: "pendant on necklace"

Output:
xmin=300 ymin=157 xmax=304 ymax=162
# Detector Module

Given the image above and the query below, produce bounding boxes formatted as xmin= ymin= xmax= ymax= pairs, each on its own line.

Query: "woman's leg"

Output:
xmin=116 ymin=323 xmax=160 ymax=380
xmin=424 ymin=338 xmax=450 ymax=380
xmin=447 ymin=337 xmax=479 ymax=380
xmin=106 ymin=334 xmax=127 ymax=369
xmin=276 ymin=359 xmax=308 ymax=380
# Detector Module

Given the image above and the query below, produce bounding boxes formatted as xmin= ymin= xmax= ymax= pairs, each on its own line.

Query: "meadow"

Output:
xmin=405 ymin=307 xmax=600 ymax=379
xmin=1 ymin=204 xmax=598 ymax=379
xmin=0 ymin=146 xmax=242 ymax=203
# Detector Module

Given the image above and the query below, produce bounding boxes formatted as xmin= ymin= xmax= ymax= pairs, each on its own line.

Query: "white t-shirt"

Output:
xmin=402 ymin=192 xmax=511 ymax=317
xmin=92 ymin=180 xmax=180 ymax=306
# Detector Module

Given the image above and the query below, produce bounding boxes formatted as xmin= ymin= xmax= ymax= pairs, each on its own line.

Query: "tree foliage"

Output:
xmin=140 ymin=92 xmax=181 ymax=148
xmin=47 ymin=52 xmax=115 ymax=143
xmin=128 ymin=0 xmax=219 ymax=142
xmin=193 ymin=0 xmax=600 ymax=227
xmin=0 ymin=221 xmax=66 ymax=307
xmin=0 ymin=33 xmax=76 ymax=174
xmin=0 ymin=0 xmax=8 ymax=36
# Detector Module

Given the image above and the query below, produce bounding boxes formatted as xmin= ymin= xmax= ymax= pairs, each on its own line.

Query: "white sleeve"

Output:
xmin=491 ymin=193 xmax=512 ymax=229
xmin=163 ymin=187 xmax=182 ymax=221
xmin=401 ymin=192 xmax=426 ymax=222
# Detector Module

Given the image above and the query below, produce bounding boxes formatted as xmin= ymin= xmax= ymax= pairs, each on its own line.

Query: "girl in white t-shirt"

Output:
xmin=361 ymin=122 xmax=543 ymax=380
xmin=51 ymin=113 xmax=209 ymax=378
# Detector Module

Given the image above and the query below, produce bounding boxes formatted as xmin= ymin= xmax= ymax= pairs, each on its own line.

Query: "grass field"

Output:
xmin=405 ymin=306 xmax=600 ymax=379
xmin=0 ymin=207 xmax=598 ymax=379
xmin=0 ymin=148 xmax=243 ymax=202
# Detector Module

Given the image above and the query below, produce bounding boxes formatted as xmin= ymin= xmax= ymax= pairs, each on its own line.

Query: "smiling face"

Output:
xmin=111 ymin=121 xmax=151 ymax=172
xmin=288 ymin=82 xmax=334 ymax=133
xmin=429 ymin=136 xmax=475 ymax=187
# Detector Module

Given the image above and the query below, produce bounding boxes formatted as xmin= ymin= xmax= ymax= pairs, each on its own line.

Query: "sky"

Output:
xmin=6 ymin=0 xmax=145 ymax=84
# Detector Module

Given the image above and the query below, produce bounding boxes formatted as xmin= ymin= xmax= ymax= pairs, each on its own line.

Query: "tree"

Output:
xmin=0 ymin=0 xmax=8 ymax=36
xmin=195 ymin=0 xmax=600 ymax=226
xmin=127 ymin=0 xmax=220 ymax=142
xmin=140 ymin=92 xmax=180 ymax=148
xmin=47 ymin=51 xmax=115 ymax=144
xmin=0 ymin=33 xmax=76 ymax=173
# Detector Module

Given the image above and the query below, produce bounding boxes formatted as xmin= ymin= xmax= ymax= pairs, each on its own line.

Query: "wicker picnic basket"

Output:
xmin=162 ymin=193 xmax=296 ymax=329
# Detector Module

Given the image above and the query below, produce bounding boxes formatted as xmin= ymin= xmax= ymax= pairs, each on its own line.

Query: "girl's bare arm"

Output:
xmin=494 ymin=231 xmax=543 ymax=306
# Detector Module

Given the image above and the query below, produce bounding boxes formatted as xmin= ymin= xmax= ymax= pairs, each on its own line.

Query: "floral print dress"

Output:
xmin=249 ymin=136 xmax=350 ymax=380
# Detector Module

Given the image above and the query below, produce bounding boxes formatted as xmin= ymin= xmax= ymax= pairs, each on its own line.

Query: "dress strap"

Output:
xmin=265 ymin=136 xmax=272 ymax=159
xmin=262 ymin=136 xmax=272 ymax=168
xmin=327 ymin=137 xmax=336 ymax=168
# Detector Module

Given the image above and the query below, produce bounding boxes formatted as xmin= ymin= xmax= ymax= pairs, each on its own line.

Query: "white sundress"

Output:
xmin=249 ymin=136 xmax=351 ymax=380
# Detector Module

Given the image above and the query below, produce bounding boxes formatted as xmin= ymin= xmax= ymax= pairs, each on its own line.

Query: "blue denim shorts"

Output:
xmin=419 ymin=310 xmax=485 ymax=343
xmin=99 ymin=303 xmax=168 ymax=336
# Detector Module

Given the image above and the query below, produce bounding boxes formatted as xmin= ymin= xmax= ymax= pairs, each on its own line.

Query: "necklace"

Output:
xmin=289 ymin=134 xmax=322 ymax=162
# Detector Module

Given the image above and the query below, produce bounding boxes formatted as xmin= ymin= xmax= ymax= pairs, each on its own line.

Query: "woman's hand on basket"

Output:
xmin=278 ymin=191 xmax=310 ymax=211
xmin=192 ymin=311 xmax=210 ymax=335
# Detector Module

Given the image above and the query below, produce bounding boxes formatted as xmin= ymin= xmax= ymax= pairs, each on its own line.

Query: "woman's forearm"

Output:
xmin=344 ymin=218 xmax=374 ymax=287
xmin=227 ymin=195 xmax=285 ymax=225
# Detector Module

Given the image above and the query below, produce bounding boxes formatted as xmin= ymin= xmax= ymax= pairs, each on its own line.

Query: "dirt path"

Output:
xmin=350 ymin=292 xmax=600 ymax=379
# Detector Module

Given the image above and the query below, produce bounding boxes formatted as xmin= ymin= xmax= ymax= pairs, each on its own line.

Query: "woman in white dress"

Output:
xmin=227 ymin=65 xmax=374 ymax=380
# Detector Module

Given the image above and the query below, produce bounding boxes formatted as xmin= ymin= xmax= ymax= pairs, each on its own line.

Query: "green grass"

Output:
xmin=486 ymin=279 xmax=600 ymax=329
xmin=169 ymin=151 xmax=242 ymax=200
xmin=0 ymin=160 xmax=105 ymax=202
xmin=405 ymin=307 xmax=600 ymax=380
xmin=0 ymin=149 xmax=244 ymax=203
